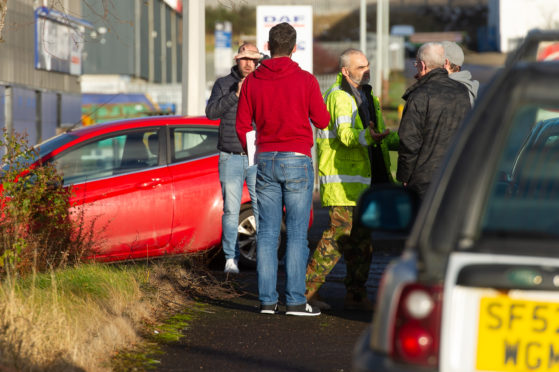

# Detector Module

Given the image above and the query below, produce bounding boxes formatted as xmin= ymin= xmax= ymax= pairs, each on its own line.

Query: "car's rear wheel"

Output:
xmin=238 ymin=204 xmax=285 ymax=269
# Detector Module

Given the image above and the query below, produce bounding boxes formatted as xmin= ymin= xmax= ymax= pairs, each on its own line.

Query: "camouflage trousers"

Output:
xmin=305 ymin=206 xmax=373 ymax=299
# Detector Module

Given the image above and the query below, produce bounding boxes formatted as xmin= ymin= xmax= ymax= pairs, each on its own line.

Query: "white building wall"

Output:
xmin=490 ymin=0 xmax=559 ymax=52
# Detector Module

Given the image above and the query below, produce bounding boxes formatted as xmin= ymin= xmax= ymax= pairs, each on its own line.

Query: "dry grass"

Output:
xmin=0 ymin=259 xmax=238 ymax=371
xmin=0 ymin=265 xmax=146 ymax=371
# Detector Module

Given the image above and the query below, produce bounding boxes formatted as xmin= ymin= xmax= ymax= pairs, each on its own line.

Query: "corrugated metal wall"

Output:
xmin=82 ymin=0 xmax=182 ymax=84
xmin=0 ymin=0 xmax=83 ymax=143
xmin=82 ymin=2 xmax=135 ymax=76
xmin=0 ymin=0 xmax=80 ymax=93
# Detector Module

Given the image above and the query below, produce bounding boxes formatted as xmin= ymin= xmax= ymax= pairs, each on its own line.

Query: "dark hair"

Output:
xmin=449 ymin=63 xmax=461 ymax=73
xmin=268 ymin=22 xmax=296 ymax=57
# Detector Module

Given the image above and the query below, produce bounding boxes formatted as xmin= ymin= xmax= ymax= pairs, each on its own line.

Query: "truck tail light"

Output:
xmin=391 ymin=283 xmax=443 ymax=368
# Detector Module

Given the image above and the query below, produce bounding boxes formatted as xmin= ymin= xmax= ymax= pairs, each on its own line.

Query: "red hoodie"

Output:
xmin=236 ymin=57 xmax=330 ymax=157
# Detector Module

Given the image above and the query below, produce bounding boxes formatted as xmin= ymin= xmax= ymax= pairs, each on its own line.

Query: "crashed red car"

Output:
xmin=32 ymin=116 xmax=257 ymax=263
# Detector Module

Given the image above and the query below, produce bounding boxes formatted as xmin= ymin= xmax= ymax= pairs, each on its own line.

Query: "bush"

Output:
xmin=0 ymin=130 xmax=96 ymax=276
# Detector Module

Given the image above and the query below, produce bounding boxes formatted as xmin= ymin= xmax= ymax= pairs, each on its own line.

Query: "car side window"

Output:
xmin=54 ymin=129 xmax=159 ymax=185
xmin=482 ymin=104 xmax=559 ymax=237
xmin=170 ymin=127 xmax=218 ymax=163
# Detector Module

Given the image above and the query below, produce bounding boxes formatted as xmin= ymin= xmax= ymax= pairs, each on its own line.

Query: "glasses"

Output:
xmin=413 ymin=60 xmax=422 ymax=67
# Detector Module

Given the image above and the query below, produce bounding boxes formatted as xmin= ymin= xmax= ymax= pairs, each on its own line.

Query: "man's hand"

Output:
xmin=236 ymin=78 xmax=245 ymax=97
xmin=370 ymin=127 xmax=390 ymax=142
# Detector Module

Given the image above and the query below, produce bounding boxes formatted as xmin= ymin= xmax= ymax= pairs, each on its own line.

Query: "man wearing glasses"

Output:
xmin=397 ymin=42 xmax=471 ymax=199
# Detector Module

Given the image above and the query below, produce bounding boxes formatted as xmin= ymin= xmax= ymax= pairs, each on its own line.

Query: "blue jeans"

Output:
xmin=219 ymin=152 xmax=258 ymax=260
xmin=256 ymin=152 xmax=313 ymax=306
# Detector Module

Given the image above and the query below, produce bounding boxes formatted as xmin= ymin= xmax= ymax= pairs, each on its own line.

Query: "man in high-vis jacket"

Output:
xmin=305 ymin=48 xmax=399 ymax=311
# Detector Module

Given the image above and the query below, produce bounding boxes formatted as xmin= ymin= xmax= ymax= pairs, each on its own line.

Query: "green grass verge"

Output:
xmin=385 ymin=71 xmax=407 ymax=111
xmin=0 ymin=262 xmax=181 ymax=370
xmin=16 ymin=263 xmax=147 ymax=301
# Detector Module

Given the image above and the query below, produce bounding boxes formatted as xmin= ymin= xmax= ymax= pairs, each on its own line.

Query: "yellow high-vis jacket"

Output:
xmin=317 ymin=72 xmax=398 ymax=206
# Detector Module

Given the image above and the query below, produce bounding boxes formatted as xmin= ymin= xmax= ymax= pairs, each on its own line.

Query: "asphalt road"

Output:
xmin=155 ymin=56 xmax=503 ymax=372
xmin=155 ymin=193 xmax=401 ymax=372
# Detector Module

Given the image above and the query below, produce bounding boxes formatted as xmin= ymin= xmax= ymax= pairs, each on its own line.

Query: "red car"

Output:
xmin=36 ymin=116 xmax=258 ymax=264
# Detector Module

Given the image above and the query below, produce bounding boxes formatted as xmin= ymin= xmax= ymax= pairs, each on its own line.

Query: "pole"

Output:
xmin=181 ymin=0 xmax=187 ymax=115
xmin=181 ymin=0 xmax=206 ymax=116
xmin=383 ymin=0 xmax=390 ymax=101
xmin=360 ymin=0 xmax=366 ymax=54
xmin=148 ymin=0 xmax=154 ymax=82
xmin=383 ymin=0 xmax=390 ymax=82
xmin=375 ymin=0 xmax=383 ymax=95
xmin=134 ymin=0 xmax=141 ymax=78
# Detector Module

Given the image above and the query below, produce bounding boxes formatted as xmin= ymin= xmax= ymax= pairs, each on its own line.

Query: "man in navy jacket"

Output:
xmin=206 ymin=43 xmax=263 ymax=274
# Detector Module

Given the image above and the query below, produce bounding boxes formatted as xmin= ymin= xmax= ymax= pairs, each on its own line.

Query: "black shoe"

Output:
xmin=344 ymin=293 xmax=375 ymax=311
xmin=285 ymin=303 xmax=321 ymax=316
xmin=308 ymin=294 xmax=332 ymax=311
xmin=260 ymin=303 xmax=279 ymax=314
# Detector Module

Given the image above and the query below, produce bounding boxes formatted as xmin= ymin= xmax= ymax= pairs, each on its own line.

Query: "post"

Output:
xmin=134 ymin=0 xmax=141 ymax=78
xmin=375 ymin=0 xmax=383 ymax=96
xmin=148 ymin=0 xmax=154 ymax=82
xmin=360 ymin=0 xmax=366 ymax=54
xmin=160 ymin=1 xmax=167 ymax=83
xmin=181 ymin=0 xmax=206 ymax=116
xmin=383 ymin=0 xmax=390 ymax=88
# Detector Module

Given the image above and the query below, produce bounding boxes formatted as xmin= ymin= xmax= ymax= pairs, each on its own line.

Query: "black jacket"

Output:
xmin=396 ymin=68 xmax=471 ymax=198
xmin=205 ymin=66 xmax=245 ymax=153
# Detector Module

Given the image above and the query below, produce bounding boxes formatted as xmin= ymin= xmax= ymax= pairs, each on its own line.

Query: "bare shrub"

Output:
xmin=0 ymin=130 xmax=98 ymax=276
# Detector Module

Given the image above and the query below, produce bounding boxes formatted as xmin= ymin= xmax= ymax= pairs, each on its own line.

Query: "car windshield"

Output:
xmin=1 ymin=133 xmax=77 ymax=172
xmin=482 ymin=103 xmax=559 ymax=238
xmin=35 ymin=133 xmax=78 ymax=158
xmin=506 ymin=30 xmax=559 ymax=65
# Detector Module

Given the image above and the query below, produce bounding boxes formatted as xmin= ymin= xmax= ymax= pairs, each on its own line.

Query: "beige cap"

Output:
xmin=234 ymin=50 xmax=262 ymax=60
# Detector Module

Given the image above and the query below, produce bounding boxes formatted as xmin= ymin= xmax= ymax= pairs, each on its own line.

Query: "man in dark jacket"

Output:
xmin=397 ymin=42 xmax=471 ymax=199
xmin=206 ymin=42 xmax=263 ymax=274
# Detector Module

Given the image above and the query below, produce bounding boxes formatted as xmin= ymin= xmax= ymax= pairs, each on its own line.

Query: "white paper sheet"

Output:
xmin=246 ymin=130 xmax=256 ymax=166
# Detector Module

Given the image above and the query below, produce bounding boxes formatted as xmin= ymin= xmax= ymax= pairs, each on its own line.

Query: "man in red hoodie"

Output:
xmin=236 ymin=22 xmax=330 ymax=316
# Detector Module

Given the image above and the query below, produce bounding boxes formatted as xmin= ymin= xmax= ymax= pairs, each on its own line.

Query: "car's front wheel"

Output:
xmin=237 ymin=204 xmax=285 ymax=269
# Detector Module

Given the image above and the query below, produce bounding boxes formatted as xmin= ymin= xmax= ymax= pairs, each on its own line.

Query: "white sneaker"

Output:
xmin=285 ymin=303 xmax=321 ymax=316
xmin=224 ymin=258 xmax=239 ymax=274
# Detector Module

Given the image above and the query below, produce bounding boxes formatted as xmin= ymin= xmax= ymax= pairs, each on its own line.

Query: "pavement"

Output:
xmin=155 ymin=192 xmax=402 ymax=372
xmin=155 ymin=52 xmax=505 ymax=371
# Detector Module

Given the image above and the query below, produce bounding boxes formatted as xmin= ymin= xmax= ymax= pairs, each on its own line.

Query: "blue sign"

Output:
xmin=215 ymin=22 xmax=232 ymax=49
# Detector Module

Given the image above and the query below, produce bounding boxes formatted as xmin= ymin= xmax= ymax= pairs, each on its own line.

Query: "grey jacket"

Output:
xmin=450 ymin=70 xmax=479 ymax=106
xmin=206 ymin=66 xmax=245 ymax=153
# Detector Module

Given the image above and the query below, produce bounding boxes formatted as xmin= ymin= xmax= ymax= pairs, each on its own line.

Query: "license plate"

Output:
xmin=477 ymin=295 xmax=559 ymax=371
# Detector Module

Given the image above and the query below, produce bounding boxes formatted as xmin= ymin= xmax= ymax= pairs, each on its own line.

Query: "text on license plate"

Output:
xmin=477 ymin=295 xmax=559 ymax=371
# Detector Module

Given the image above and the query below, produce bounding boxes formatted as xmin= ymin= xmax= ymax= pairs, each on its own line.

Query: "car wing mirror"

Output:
xmin=356 ymin=184 xmax=420 ymax=234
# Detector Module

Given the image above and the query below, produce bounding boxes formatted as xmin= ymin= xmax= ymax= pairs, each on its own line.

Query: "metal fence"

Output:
xmin=206 ymin=0 xmax=488 ymax=14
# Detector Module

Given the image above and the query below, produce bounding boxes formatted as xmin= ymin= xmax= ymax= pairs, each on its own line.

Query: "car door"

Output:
xmin=166 ymin=125 xmax=223 ymax=254
xmin=54 ymin=127 xmax=173 ymax=261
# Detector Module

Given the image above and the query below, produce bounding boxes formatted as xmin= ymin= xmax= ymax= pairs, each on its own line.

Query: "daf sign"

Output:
xmin=256 ymin=6 xmax=313 ymax=73
xmin=263 ymin=15 xmax=305 ymax=24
